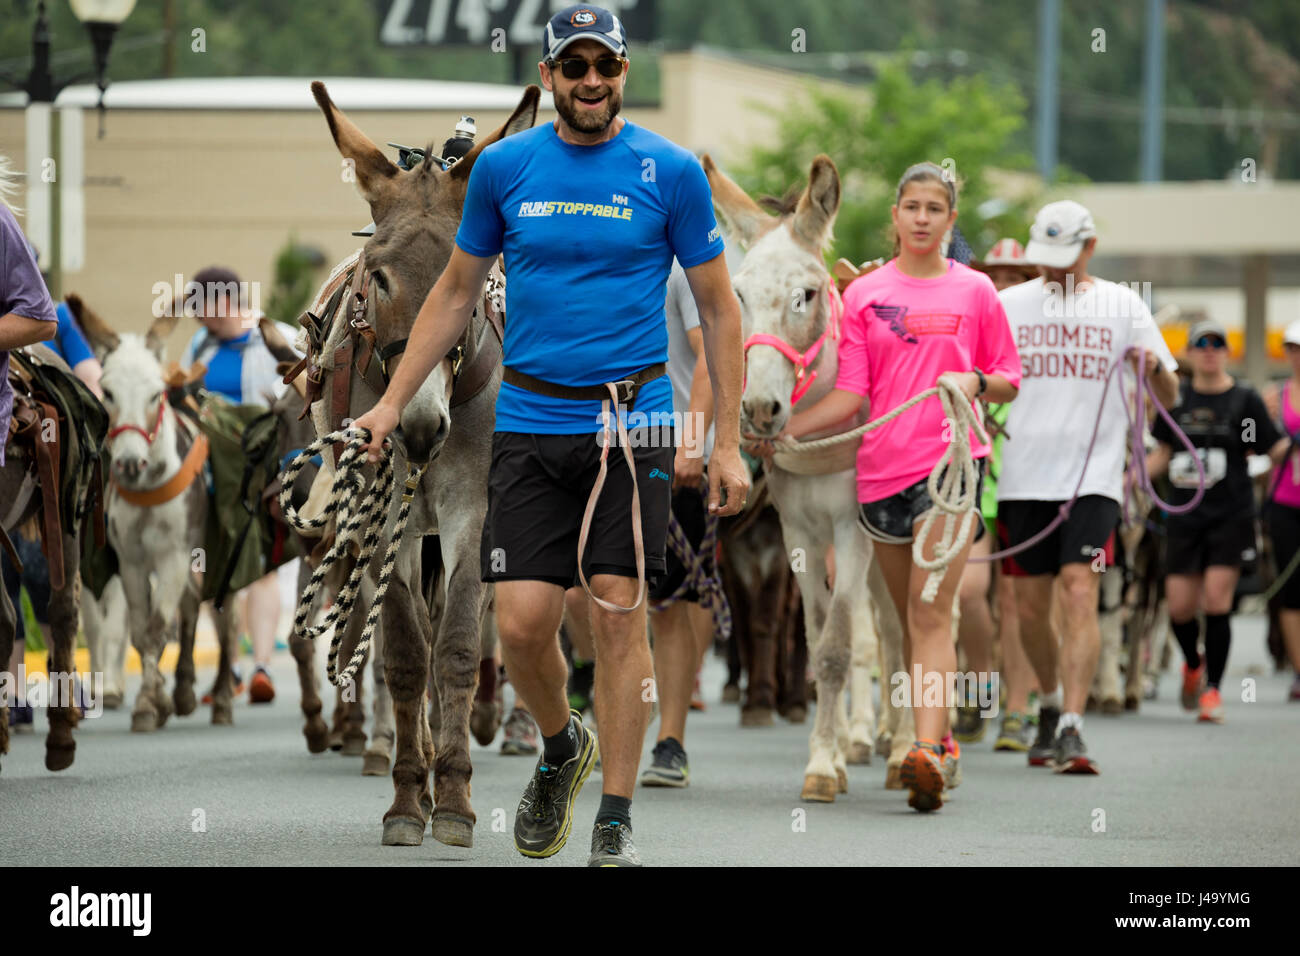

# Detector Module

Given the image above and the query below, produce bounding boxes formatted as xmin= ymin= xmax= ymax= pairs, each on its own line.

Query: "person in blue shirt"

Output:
xmin=180 ymin=267 xmax=295 ymax=705
xmin=351 ymin=5 xmax=748 ymax=866
xmin=51 ymin=300 xmax=104 ymax=398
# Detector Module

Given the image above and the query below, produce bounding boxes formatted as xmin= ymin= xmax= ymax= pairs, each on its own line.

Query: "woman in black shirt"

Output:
xmin=1146 ymin=318 xmax=1289 ymax=723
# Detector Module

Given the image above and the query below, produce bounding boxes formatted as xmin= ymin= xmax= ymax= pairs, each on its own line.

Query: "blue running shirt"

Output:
xmin=455 ymin=121 xmax=726 ymax=433
xmin=200 ymin=331 xmax=251 ymax=404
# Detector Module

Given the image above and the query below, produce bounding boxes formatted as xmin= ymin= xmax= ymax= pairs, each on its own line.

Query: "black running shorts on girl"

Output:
xmin=480 ymin=429 xmax=674 ymax=589
xmin=858 ymin=461 xmax=987 ymax=544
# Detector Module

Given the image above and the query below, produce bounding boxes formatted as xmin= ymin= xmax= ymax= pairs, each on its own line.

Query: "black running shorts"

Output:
xmin=997 ymin=495 xmax=1119 ymax=577
xmin=1164 ymin=514 xmax=1257 ymax=576
xmin=480 ymin=429 xmax=674 ymax=589
xmin=858 ymin=461 xmax=987 ymax=545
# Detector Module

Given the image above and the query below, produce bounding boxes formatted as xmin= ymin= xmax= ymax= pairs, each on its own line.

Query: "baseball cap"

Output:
xmin=972 ymin=237 xmax=1038 ymax=277
xmin=1187 ymin=317 xmax=1228 ymax=344
xmin=1284 ymin=320 xmax=1300 ymax=347
xmin=542 ymin=5 xmax=627 ymax=62
xmin=1025 ymin=200 xmax=1097 ymax=269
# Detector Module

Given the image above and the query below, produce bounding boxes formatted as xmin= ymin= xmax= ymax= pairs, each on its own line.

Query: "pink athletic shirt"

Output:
xmin=835 ymin=259 xmax=1022 ymax=502
xmin=1272 ymin=384 xmax=1300 ymax=507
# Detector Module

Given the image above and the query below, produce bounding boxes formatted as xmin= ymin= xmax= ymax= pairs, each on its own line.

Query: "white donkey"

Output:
xmin=76 ymin=300 xmax=239 ymax=730
xmin=704 ymin=154 xmax=915 ymax=799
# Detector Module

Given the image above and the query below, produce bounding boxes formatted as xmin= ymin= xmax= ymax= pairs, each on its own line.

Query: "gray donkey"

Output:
xmin=297 ymin=82 xmax=537 ymax=847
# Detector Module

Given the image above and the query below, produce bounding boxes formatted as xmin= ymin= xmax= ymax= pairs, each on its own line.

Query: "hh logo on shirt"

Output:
xmin=871 ymin=304 xmax=963 ymax=343
xmin=516 ymin=200 xmax=633 ymax=220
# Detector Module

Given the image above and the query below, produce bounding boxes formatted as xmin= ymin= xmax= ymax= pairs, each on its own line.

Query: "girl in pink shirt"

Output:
xmin=778 ymin=162 xmax=1021 ymax=812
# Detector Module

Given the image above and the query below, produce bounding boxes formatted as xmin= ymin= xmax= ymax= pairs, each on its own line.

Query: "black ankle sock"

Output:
xmin=598 ymin=793 xmax=632 ymax=829
xmin=541 ymin=716 xmax=578 ymax=767
xmin=1204 ymin=613 xmax=1231 ymax=689
xmin=1171 ymin=617 xmax=1201 ymax=670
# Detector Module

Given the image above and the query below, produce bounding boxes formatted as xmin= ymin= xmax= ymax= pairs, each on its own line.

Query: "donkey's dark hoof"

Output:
xmin=173 ymin=685 xmax=197 ymax=717
xmin=45 ymin=742 xmax=76 ymax=772
xmin=783 ymin=704 xmax=807 ymax=724
xmin=431 ymin=811 xmax=474 ymax=848
xmin=362 ymin=752 xmax=390 ymax=776
xmin=328 ymin=729 xmax=344 ymax=751
xmin=130 ymin=711 xmax=157 ymax=733
xmin=381 ymin=816 xmax=425 ymax=847
xmin=211 ymin=703 xmax=233 ymax=726
xmin=341 ymin=732 xmax=367 ymax=757
xmin=304 ymin=716 xmax=330 ymax=753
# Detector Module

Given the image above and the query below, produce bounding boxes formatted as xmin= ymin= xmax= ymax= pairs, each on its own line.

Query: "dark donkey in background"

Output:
xmin=291 ymin=81 xmax=537 ymax=847
xmin=1 ymin=344 xmax=106 ymax=774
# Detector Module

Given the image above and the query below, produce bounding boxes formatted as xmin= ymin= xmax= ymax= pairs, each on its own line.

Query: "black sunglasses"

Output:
xmin=550 ymin=55 xmax=625 ymax=80
xmin=1192 ymin=335 xmax=1226 ymax=349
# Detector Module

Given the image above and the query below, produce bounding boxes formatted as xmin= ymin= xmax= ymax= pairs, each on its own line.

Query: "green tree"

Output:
xmin=264 ymin=235 xmax=323 ymax=328
xmin=733 ymin=57 xmax=1045 ymax=263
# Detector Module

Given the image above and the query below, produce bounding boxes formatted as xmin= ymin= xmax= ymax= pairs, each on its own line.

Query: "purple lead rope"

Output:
xmin=970 ymin=346 xmax=1205 ymax=564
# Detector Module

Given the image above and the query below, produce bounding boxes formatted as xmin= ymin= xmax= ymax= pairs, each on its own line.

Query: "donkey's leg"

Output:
xmin=363 ymin=575 xmax=395 ymax=776
xmin=43 ymin=533 xmax=81 ymax=771
xmin=790 ymin=537 xmax=839 ymax=803
xmin=211 ymin=592 xmax=239 ymax=726
xmin=1096 ymin=565 xmax=1124 ymax=714
xmin=290 ymin=560 xmax=328 ymax=751
xmin=84 ymin=576 xmax=125 ymax=709
xmin=123 ymin=570 xmax=166 ymax=733
xmin=741 ymin=562 xmax=783 ymax=727
xmin=430 ymin=528 xmax=485 ymax=847
xmin=469 ymin=603 xmax=502 ymax=746
xmin=172 ymin=585 xmax=199 ymax=717
xmin=379 ymin=537 xmax=434 ymax=847
xmin=867 ymin=555 xmax=911 ymax=788
xmin=841 ymin=534 xmax=877 ymax=766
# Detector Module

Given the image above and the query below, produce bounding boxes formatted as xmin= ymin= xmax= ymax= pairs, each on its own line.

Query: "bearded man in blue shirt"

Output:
xmin=352 ymin=5 xmax=747 ymax=866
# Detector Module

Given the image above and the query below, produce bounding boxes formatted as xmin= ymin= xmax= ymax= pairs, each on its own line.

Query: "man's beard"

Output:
xmin=555 ymin=84 xmax=623 ymax=133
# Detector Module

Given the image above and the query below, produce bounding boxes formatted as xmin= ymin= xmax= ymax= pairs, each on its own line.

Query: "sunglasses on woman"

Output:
xmin=1193 ymin=335 xmax=1226 ymax=349
xmin=550 ymin=55 xmax=626 ymax=80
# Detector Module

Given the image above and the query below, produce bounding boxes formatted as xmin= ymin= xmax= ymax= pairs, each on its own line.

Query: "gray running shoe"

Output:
xmin=640 ymin=737 xmax=690 ymax=788
xmin=500 ymin=707 xmax=539 ymax=756
xmin=513 ymin=713 xmax=597 ymax=858
xmin=1027 ymin=706 xmax=1060 ymax=767
xmin=1052 ymin=726 xmax=1099 ymax=775
xmin=588 ymin=821 xmax=641 ymax=867
xmin=954 ymin=705 xmax=986 ymax=743
xmin=994 ymin=712 xmax=1033 ymax=752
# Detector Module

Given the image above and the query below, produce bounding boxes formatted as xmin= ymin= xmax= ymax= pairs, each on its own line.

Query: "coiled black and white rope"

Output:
xmin=277 ymin=429 xmax=426 ymax=686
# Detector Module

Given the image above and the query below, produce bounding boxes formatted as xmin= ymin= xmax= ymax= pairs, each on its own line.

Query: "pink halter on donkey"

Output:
xmin=742 ymin=282 xmax=844 ymax=406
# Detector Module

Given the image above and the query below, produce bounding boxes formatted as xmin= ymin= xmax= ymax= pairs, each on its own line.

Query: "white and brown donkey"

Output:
xmin=704 ymin=154 xmax=916 ymax=799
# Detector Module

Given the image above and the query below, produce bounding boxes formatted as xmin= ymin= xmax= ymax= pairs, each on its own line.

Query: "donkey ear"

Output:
xmin=791 ymin=155 xmax=840 ymax=251
xmin=701 ymin=154 xmax=772 ymax=251
xmin=312 ymin=81 xmax=400 ymax=207
xmin=145 ymin=311 xmax=181 ymax=360
xmin=448 ymin=85 xmax=541 ymax=184
xmin=66 ymin=293 xmax=119 ymax=360
xmin=259 ymin=316 xmax=301 ymax=364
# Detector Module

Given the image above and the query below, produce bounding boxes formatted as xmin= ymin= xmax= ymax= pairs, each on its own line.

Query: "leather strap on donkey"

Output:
xmin=110 ymin=431 xmax=210 ymax=507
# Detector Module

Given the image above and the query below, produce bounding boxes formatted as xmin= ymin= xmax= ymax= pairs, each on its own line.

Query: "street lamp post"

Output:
xmin=1 ymin=0 xmax=137 ymax=296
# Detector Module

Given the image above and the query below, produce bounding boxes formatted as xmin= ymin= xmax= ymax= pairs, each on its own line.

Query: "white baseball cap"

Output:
xmin=1284 ymin=320 xmax=1300 ymax=347
xmin=1026 ymin=200 xmax=1097 ymax=269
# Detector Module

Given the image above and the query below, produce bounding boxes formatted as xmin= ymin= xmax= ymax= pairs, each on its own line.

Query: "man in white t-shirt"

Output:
xmin=995 ymin=200 xmax=1179 ymax=774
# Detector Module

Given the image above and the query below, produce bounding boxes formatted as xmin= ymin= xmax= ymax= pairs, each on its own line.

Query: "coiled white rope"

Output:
xmin=771 ymin=377 xmax=988 ymax=604
xmin=277 ymin=429 xmax=427 ymax=686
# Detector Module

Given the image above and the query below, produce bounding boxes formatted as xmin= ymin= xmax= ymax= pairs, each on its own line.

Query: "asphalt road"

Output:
xmin=2 ymin=614 xmax=1297 ymax=867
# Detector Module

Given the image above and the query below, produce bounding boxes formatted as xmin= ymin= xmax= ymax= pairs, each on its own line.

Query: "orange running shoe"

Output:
xmin=1197 ymin=687 xmax=1223 ymax=723
xmin=249 ymin=667 xmax=275 ymax=704
xmin=900 ymin=740 xmax=946 ymax=812
xmin=1180 ymin=664 xmax=1204 ymax=711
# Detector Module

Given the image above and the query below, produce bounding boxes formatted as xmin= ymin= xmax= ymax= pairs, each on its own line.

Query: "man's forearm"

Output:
xmin=697 ymin=302 xmax=742 ymax=446
xmin=0 ymin=313 xmax=56 ymax=350
xmin=687 ymin=340 xmax=715 ymax=440
xmin=1152 ymin=367 xmax=1178 ymax=409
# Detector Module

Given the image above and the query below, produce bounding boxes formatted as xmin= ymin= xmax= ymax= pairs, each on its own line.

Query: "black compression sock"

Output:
xmin=1204 ymin=613 xmax=1231 ymax=689
xmin=597 ymin=793 xmax=632 ymax=829
xmin=541 ymin=716 xmax=578 ymax=767
xmin=1171 ymin=617 xmax=1201 ymax=670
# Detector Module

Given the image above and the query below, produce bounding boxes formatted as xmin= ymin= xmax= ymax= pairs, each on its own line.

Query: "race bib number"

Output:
xmin=1169 ymin=447 xmax=1227 ymax=489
